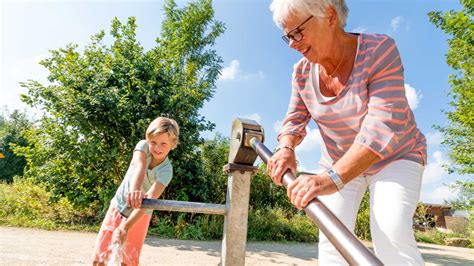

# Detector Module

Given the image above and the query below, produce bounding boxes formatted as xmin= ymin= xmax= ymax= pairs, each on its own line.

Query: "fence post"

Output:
xmin=221 ymin=163 xmax=258 ymax=266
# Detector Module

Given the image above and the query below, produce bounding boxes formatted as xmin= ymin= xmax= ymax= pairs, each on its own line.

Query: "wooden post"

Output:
xmin=221 ymin=163 xmax=258 ymax=266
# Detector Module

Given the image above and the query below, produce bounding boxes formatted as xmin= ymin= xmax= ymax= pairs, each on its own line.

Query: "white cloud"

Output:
xmin=298 ymin=163 xmax=323 ymax=175
xmin=423 ymin=151 xmax=449 ymax=185
xmin=219 ymin=59 xmax=264 ymax=82
xmin=426 ymin=131 xmax=443 ymax=146
xmin=272 ymin=123 xmax=322 ymax=153
xmin=405 ymin=83 xmax=422 ymax=110
xmin=242 ymin=71 xmax=265 ymax=80
xmin=273 ymin=120 xmax=282 ymax=133
xmin=425 ymin=183 xmax=459 ymax=204
xmin=1 ymin=55 xmax=50 ymax=116
xmin=297 ymin=127 xmax=323 ymax=153
xmin=241 ymin=113 xmax=261 ymax=124
xmin=391 ymin=16 xmax=404 ymax=32
xmin=351 ymin=26 xmax=367 ymax=33
xmin=220 ymin=60 xmax=240 ymax=81
xmin=390 ymin=16 xmax=410 ymax=32
xmin=32 ymin=54 xmax=48 ymax=65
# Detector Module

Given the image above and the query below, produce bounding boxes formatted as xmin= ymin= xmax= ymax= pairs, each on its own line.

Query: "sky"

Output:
xmin=0 ymin=0 xmax=469 ymax=204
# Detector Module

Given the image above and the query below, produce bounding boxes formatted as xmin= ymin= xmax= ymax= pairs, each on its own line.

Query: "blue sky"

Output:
xmin=0 ymin=0 xmax=468 ymax=204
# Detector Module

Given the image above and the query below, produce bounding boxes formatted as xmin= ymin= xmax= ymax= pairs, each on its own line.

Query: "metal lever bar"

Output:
xmin=250 ymin=137 xmax=383 ymax=266
xmin=141 ymin=199 xmax=227 ymax=215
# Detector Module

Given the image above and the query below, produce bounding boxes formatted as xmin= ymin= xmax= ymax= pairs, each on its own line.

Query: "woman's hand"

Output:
xmin=111 ymin=226 xmax=127 ymax=245
xmin=287 ymin=173 xmax=338 ymax=209
xmin=127 ymin=190 xmax=147 ymax=209
xmin=267 ymin=147 xmax=297 ymax=186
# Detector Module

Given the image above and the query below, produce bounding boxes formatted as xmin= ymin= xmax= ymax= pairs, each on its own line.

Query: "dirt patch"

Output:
xmin=1 ymin=226 xmax=472 ymax=265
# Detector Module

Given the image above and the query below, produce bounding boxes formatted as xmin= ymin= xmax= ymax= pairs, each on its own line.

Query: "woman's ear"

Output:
xmin=325 ymin=5 xmax=339 ymax=28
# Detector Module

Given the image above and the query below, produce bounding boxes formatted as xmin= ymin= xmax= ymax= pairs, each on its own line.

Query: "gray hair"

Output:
xmin=269 ymin=0 xmax=349 ymax=29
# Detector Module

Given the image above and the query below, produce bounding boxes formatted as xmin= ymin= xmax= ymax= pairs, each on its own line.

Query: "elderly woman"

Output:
xmin=267 ymin=0 xmax=427 ymax=265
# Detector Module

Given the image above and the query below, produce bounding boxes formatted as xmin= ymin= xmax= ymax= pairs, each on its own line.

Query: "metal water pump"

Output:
xmin=228 ymin=118 xmax=383 ymax=266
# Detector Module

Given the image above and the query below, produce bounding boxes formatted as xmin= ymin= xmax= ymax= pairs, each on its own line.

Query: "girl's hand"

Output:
xmin=287 ymin=173 xmax=338 ymax=209
xmin=266 ymin=147 xmax=297 ymax=186
xmin=111 ymin=227 xmax=127 ymax=245
xmin=127 ymin=190 xmax=146 ymax=209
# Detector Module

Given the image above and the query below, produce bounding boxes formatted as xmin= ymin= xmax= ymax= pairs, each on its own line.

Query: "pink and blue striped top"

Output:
xmin=278 ymin=33 xmax=427 ymax=175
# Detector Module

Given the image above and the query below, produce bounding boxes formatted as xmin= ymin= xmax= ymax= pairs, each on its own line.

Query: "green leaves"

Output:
xmin=429 ymin=0 xmax=474 ymax=175
xmin=17 ymin=0 xmax=225 ymax=210
xmin=445 ymin=179 xmax=474 ymax=209
xmin=0 ymin=110 xmax=31 ymax=183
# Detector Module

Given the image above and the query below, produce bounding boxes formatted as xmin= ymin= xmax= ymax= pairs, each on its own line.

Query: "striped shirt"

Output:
xmin=278 ymin=33 xmax=427 ymax=175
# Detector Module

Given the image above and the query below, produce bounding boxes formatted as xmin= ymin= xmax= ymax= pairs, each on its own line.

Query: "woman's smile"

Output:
xmin=302 ymin=47 xmax=311 ymax=56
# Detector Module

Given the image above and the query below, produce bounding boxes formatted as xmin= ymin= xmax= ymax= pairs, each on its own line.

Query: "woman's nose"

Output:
xmin=289 ymin=38 xmax=298 ymax=49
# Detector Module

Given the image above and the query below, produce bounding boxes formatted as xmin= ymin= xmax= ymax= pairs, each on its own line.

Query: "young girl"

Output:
xmin=92 ymin=117 xmax=179 ymax=266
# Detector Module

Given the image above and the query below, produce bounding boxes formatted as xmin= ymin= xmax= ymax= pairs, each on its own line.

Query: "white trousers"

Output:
xmin=318 ymin=160 xmax=425 ymax=266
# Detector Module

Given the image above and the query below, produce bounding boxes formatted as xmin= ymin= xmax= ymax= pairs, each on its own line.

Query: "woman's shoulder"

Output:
xmin=293 ymin=57 xmax=312 ymax=75
xmin=360 ymin=33 xmax=396 ymax=48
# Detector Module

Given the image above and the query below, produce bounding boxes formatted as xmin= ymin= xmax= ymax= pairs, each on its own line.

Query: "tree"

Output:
xmin=197 ymin=134 xmax=229 ymax=204
xmin=0 ymin=109 xmax=31 ymax=183
xmin=445 ymin=179 xmax=474 ymax=209
xmin=16 ymin=0 xmax=225 ymax=211
xmin=429 ymin=0 xmax=474 ymax=175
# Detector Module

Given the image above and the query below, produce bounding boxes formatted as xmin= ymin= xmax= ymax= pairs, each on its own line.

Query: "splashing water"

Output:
xmin=107 ymin=243 xmax=124 ymax=266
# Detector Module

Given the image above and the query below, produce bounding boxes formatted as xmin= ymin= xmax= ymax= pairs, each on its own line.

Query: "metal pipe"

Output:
xmin=250 ymin=137 xmax=383 ymax=266
xmin=142 ymin=199 xmax=227 ymax=215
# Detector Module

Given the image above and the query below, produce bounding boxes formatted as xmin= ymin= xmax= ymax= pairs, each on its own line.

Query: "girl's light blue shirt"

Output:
xmin=111 ymin=140 xmax=173 ymax=217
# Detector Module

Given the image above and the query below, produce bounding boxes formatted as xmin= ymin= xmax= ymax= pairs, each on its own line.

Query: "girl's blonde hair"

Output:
xmin=146 ymin=117 xmax=180 ymax=149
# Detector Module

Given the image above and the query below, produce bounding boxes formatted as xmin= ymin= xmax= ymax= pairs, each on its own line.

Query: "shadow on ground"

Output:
xmin=145 ymin=237 xmax=473 ymax=265
xmin=144 ymin=238 xmax=318 ymax=261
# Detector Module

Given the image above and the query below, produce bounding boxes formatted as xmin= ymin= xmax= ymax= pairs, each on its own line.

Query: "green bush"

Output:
xmin=148 ymin=213 xmax=224 ymax=240
xmin=355 ymin=191 xmax=371 ymax=240
xmin=0 ymin=178 xmax=97 ymax=231
xmin=0 ymin=110 xmax=31 ymax=183
xmin=146 ymin=207 xmax=318 ymax=243
xmin=415 ymin=227 xmax=474 ymax=248
xmin=415 ymin=229 xmax=446 ymax=245
xmin=16 ymin=0 xmax=225 ymax=211
xmin=247 ymin=208 xmax=318 ymax=242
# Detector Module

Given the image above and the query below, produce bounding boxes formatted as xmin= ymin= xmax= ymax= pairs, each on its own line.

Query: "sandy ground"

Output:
xmin=1 ymin=226 xmax=473 ymax=265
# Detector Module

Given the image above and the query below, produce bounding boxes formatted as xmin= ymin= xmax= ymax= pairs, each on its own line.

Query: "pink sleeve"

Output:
xmin=355 ymin=36 xmax=412 ymax=159
xmin=278 ymin=62 xmax=311 ymax=141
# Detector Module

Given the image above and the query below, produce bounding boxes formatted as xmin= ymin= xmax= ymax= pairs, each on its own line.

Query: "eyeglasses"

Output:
xmin=282 ymin=15 xmax=313 ymax=44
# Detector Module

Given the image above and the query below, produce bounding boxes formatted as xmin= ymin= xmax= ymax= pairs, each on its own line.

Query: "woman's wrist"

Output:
xmin=274 ymin=145 xmax=295 ymax=153
xmin=324 ymin=168 xmax=344 ymax=191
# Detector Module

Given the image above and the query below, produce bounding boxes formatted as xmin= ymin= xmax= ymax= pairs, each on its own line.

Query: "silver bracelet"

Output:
xmin=274 ymin=145 xmax=295 ymax=153
xmin=325 ymin=168 xmax=344 ymax=191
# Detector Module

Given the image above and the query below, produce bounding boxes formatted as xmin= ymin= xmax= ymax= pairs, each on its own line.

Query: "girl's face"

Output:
xmin=147 ymin=133 xmax=173 ymax=162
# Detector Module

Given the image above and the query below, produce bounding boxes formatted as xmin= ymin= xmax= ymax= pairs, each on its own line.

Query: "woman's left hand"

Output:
xmin=288 ymin=173 xmax=338 ymax=209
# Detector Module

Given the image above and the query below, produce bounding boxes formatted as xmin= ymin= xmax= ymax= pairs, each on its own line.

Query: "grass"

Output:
xmin=0 ymin=179 xmax=316 ymax=242
xmin=1 ymin=180 xmax=471 ymax=247
xmin=0 ymin=179 xmax=99 ymax=232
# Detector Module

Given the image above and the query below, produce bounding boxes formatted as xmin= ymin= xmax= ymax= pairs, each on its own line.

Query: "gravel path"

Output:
xmin=1 ymin=226 xmax=472 ymax=265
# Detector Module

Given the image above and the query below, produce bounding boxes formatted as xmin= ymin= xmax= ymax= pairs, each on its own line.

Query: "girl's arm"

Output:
xmin=123 ymin=182 xmax=165 ymax=230
xmin=112 ymin=182 xmax=166 ymax=244
xmin=127 ymin=150 xmax=147 ymax=209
